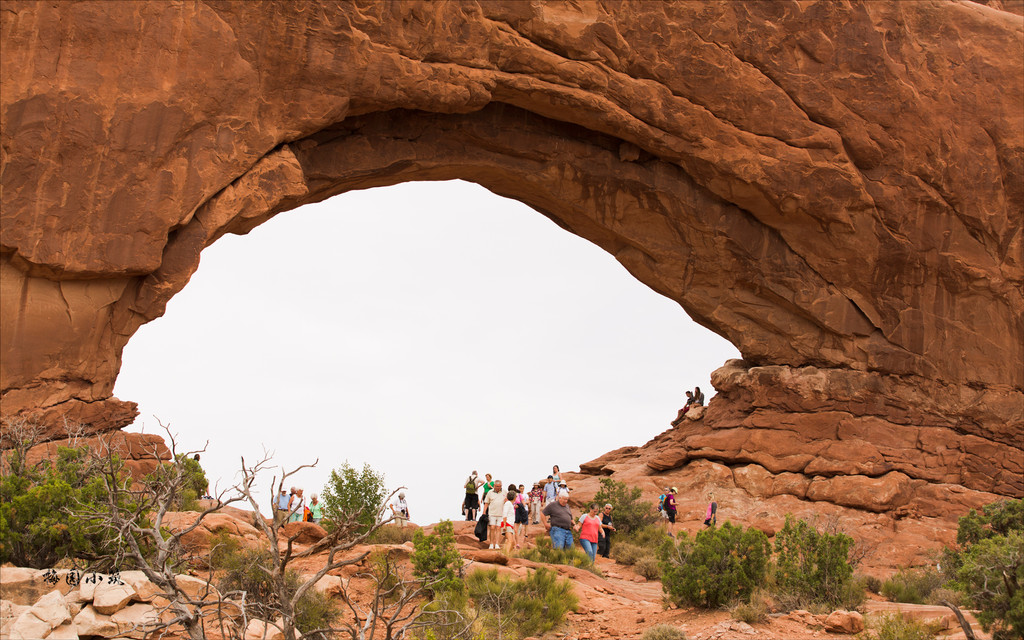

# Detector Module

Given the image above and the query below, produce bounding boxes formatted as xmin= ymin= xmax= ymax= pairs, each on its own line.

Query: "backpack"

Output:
xmin=474 ymin=513 xmax=489 ymax=542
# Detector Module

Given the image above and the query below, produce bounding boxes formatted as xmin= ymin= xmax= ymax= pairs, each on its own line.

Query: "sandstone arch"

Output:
xmin=2 ymin=2 xmax=1021 ymax=515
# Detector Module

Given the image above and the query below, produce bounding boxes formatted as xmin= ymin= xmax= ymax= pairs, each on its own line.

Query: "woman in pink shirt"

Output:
xmin=575 ymin=503 xmax=602 ymax=562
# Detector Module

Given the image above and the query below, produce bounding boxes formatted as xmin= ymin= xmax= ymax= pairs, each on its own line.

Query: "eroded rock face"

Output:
xmin=1 ymin=2 xmax=1021 ymax=511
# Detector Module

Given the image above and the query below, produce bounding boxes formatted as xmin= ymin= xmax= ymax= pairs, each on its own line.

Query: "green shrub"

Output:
xmin=956 ymin=498 xmax=1024 ymax=547
xmin=731 ymin=589 xmax=770 ymax=625
xmin=881 ymin=568 xmax=944 ymax=604
xmin=208 ymin=530 xmax=242 ymax=570
xmin=0 ymin=446 xmax=138 ymax=570
xmin=367 ymin=524 xmax=417 ymax=544
xmin=839 ymin=574 xmax=869 ymax=611
xmin=641 ymin=624 xmax=687 ymax=640
xmin=412 ymin=520 xmax=463 ymax=595
xmin=634 ymin=556 xmax=661 ymax=580
xmin=951 ymin=530 xmax=1023 ymax=640
xmin=773 ymin=515 xmax=856 ymax=609
xmin=659 ymin=522 xmax=771 ymax=609
xmin=944 ymin=499 xmax=1024 ymax=640
xmin=319 ymin=462 xmax=387 ymax=536
xmin=466 ymin=567 xmax=577 ymax=639
xmin=593 ymin=478 xmax=656 ymax=535
xmin=143 ymin=453 xmax=208 ymax=511
xmin=612 ymin=542 xmax=645 ymax=566
xmin=864 ymin=575 xmax=883 ymax=594
xmin=517 ymin=536 xmax=602 ymax=576
xmin=614 ymin=526 xmax=671 ymax=568
xmin=854 ymin=613 xmax=943 ymax=640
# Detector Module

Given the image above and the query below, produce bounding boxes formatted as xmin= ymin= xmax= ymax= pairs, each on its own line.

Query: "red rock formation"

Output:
xmin=566 ymin=407 xmax=1008 ymax=573
xmin=1 ymin=2 xmax=1021 ymax=517
xmin=1 ymin=431 xmax=171 ymax=482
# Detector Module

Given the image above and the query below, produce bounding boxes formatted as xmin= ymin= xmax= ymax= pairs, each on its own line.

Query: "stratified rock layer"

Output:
xmin=1 ymin=1 xmax=1021 ymax=515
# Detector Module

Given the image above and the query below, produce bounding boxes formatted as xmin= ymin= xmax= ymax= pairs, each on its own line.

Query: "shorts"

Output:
xmin=464 ymin=493 xmax=479 ymax=509
xmin=666 ymin=510 xmax=676 ymax=524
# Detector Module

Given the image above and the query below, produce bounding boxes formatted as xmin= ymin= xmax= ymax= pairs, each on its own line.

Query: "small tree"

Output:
xmin=0 ymin=420 xmax=140 ymax=570
xmin=593 ymin=478 xmax=656 ymax=535
xmin=146 ymin=453 xmax=209 ymax=511
xmin=335 ymin=548 xmax=473 ymax=640
xmin=773 ymin=515 xmax=856 ymax=608
xmin=412 ymin=520 xmax=464 ymax=596
xmin=659 ymin=522 xmax=771 ymax=608
xmin=80 ymin=424 xmax=248 ymax=640
xmin=943 ymin=499 xmax=1024 ymax=640
xmin=320 ymin=461 xmax=388 ymax=537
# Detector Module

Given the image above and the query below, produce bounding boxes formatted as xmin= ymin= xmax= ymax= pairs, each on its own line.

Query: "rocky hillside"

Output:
xmin=563 ymin=390 xmax=1005 ymax=577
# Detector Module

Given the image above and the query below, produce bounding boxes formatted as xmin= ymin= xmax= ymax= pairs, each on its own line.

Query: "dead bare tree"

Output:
xmin=330 ymin=548 xmax=475 ymax=640
xmin=234 ymin=453 xmax=415 ymax=640
xmin=79 ymin=420 xmax=251 ymax=640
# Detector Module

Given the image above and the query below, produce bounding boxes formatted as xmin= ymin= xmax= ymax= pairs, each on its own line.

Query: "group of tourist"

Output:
xmin=274 ymin=487 xmax=322 ymax=525
xmin=463 ymin=466 xmax=617 ymax=562
xmin=670 ymin=385 xmax=706 ymax=426
xmin=657 ymin=487 xmax=718 ymax=534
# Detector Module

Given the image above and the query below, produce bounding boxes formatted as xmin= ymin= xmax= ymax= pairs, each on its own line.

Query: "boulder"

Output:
xmin=109 ymin=603 xmax=161 ymax=639
xmin=9 ymin=610 xmax=52 ymax=640
xmin=280 ymin=521 xmax=327 ymax=544
xmin=312 ymin=575 xmax=346 ymax=598
xmin=824 ymin=610 xmax=865 ymax=634
xmin=462 ymin=549 xmax=509 ymax=566
xmin=92 ymin=580 xmax=137 ymax=615
xmin=72 ymin=605 xmax=118 ymax=637
xmin=0 ymin=568 xmax=75 ymax=604
xmin=244 ymin=618 xmax=285 ymax=640
xmin=46 ymin=622 xmax=80 ymax=640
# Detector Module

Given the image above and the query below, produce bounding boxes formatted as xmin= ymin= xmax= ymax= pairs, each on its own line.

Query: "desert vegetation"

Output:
xmin=658 ymin=515 xmax=863 ymax=614
xmin=0 ymin=419 xmax=579 ymax=639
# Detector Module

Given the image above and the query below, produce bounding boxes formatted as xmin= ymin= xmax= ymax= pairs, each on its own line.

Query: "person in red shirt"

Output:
xmin=575 ymin=503 xmax=603 ymax=562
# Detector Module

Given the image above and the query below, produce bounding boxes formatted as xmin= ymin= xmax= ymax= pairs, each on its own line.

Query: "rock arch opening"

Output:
xmin=114 ymin=180 xmax=740 ymax=524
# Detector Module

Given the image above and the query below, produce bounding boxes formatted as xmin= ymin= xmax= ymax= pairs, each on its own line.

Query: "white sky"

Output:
xmin=115 ymin=180 xmax=739 ymax=525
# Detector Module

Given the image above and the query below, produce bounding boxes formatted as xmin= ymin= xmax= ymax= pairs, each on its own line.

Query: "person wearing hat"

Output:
xmin=390 ymin=492 xmax=409 ymax=528
xmin=541 ymin=489 xmax=575 ymax=550
xmin=274 ymin=488 xmax=290 ymax=525
xmin=664 ymin=487 xmax=678 ymax=535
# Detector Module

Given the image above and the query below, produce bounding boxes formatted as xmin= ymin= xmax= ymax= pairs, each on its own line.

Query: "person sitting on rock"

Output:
xmin=692 ymin=386 xmax=705 ymax=406
xmin=671 ymin=391 xmax=696 ymax=426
